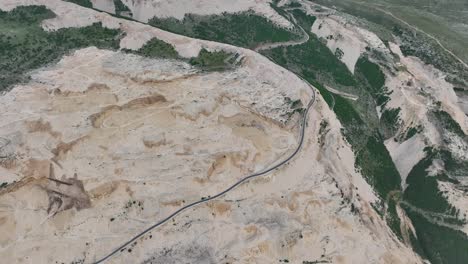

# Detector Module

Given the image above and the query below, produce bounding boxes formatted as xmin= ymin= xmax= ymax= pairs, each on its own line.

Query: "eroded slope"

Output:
xmin=0 ymin=1 xmax=423 ymax=263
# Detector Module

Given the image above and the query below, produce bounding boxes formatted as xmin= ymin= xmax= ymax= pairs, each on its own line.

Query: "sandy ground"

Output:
xmin=0 ymin=48 xmax=419 ymax=263
xmin=384 ymin=43 xmax=468 ymax=190
xmin=303 ymin=0 xmax=468 ymax=235
xmin=302 ymin=1 xmax=426 ymax=183
xmin=84 ymin=0 xmax=293 ymax=29
xmin=0 ymin=46 xmax=305 ymax=263
xmin=0 ymin=1 xmax=425 ymax=263
xmin=98 ymin=96 xmax=421 ymax=264
xmin=92 ymin=0 xmax=115 ymax=13
xmin=309 ymin=10 xmax=388 ymax=73
xmin=438 ymin=181 xmax=468 ymax=234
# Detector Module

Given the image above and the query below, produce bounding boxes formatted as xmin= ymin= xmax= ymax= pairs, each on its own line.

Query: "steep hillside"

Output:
xmin=0 ymin=1 xmax=423 ymax=263
xmin=72 ymin=0 xmax=468 ymax=263
xmin=275 ymin=1 xmax=468 ymax=263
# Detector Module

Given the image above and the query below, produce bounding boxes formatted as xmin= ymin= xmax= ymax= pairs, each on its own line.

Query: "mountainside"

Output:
xmin=0 ymin=0 xmax=466 ymax=263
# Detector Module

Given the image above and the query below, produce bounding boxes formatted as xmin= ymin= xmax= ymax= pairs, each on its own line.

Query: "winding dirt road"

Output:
xmin=94 ymin=8 xmax=317 ymax=264
xmin=94 ymin=93 xmax=315 ymax=264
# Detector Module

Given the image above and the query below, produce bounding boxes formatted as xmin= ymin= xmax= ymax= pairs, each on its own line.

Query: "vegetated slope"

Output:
xmin=148 ymin=11 xmax=301 ymax=49
xmin=64 ymin=0 xmax=92 ymax=8
xmin=402 ymin=146 xmax=468 ymax=263
xmin=312 ymin=0 xmax=468 ymax=88
xmin=285 ymin=1 xmax=468 ymax=263
xmin=113 ymin=0 xmax=131 ymax=16
xmin=65 ymin=0 xmax=466 ymax=262
xmin=63 ymin=0 xmax=301 ymax=49
xmin=123 ymin=37 xmax=180 ymax=59
xmin=262 ymin=7 xmax=402 ymax=204
xmin=0 ymin=1 xmax=424 ymax=263
xmin=0 ymin=5 xmax=122 ymax=92
xmin=119 ymin=0 xmax=404 ymax=234
xmin=141 ymin=1 xmax=466 ymax=262
xmin=123 ymin=37 xmax=235 ymax=71
xmin=89 ymin=0 xmax=404 ymax=239
xmin=120 ymin=1 xmax=404 ymax=204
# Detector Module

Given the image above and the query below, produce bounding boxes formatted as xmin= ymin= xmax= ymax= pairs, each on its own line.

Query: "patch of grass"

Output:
xmin=284 ymin=1 xmax=302 ymax=8
xmin=189 ymin=48 xmax=232 ymax=71
xmin=0 ymin=5 xmax=123 ymax=91
xmin=380 ymin=107 xmax=401 ymax=136
xmin=148 ymin=11 xmax=300 ymax=49
xmin=305 ymin=26 xmax=400 ymax=196
xmin=354 ymin=56 xmax=392 ymax=112
xmin=334 ymin=47 xmax=344 ymax=60
xmin=308 ymin=79 xmax=334 ymax=107
xmin=404 ymin=208 xmax=468 ymax=264
xmin=386 ymin=196 xmax=402 ymax=239
xmin=432 ymin=110 xmax=466 ymax=137
xmin=404 ymin=148 xmax=454 ymax=215
xmin=123 ymin=40 xmax=234 ymax=72
xmin=114 ymin=0 xmax=130 ymax=13
xmin=408 ymin=230 xmax=427 ymax=260
xmin=289 ymin=9 xmax=317 ymax=30
xmin=271 ymin=54 xmax=400 ymax=199
xmin=355 ymin=57 xmax=386 ymax=94
xmin=261 ymin=34 xmax=356 ymax=87
xmin=404 ymin=125 xmax=423 ymax=141
xmin=402 ymin=145 xmax=468 ymax=263
xmin=0 ymin=4 xmax=55 ymax=23
xmin=332 ymin=95 xmax=364 ymax=126
xmin=284 ymin=96 xmax=303 ymax=110
xmin=438 ymin=149 xmax=468 ymax=179
xmin=319 ymin=120 xmax=329 ymax=136
xmin=355 ymin=136 xmax=401 ymax=197
xmin=64 ymin=0 xmax=93 ymax=8
xmin=283 ymin=96 xmax=305 ymax=119
xmin=123 ymin=38 xmax=179 ymax=59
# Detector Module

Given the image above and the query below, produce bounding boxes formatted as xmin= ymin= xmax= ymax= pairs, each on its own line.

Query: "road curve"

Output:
xmin=93 ymin=7 xmax=316 ymax=264
xmin=93 ymin=90 xmax=315 ymax=263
